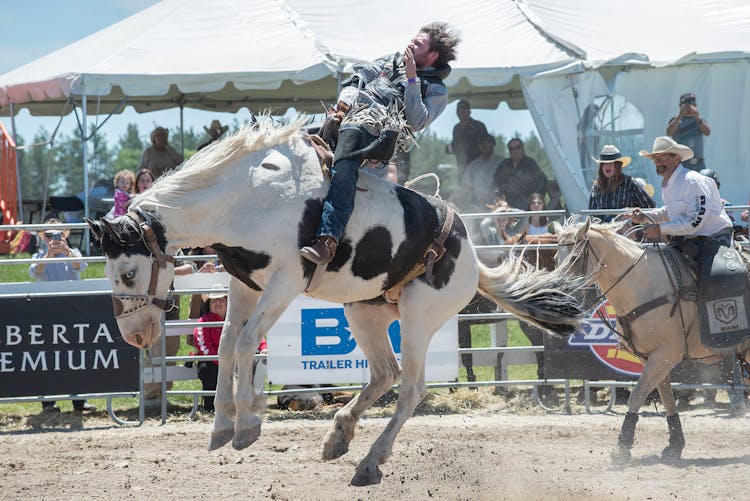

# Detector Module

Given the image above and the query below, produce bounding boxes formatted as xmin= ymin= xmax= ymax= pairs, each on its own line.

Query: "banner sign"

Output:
xmin=0 ymin=295 xmax=139 ymax=398
xmin=545 ymin=299 xmax=642 ymax=381
xmin=268 ymin=296 xmax=458 ymax=384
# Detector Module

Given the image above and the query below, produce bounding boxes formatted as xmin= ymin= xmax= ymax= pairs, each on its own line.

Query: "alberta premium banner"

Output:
xmin=0 ymin=295 xmax=139 ymax=398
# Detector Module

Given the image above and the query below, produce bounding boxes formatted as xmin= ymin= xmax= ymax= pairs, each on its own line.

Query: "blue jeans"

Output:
xmin=317 ymin=126 xmax=374 ymax=241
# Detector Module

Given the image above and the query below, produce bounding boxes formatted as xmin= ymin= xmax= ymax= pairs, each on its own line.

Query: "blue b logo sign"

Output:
xmin=300 ymin=308 xmax=401 ymax=356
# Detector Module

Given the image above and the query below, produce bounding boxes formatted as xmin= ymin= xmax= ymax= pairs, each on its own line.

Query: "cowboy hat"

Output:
xmin=591 ymin=144 xmax=631 ymax=168
xmin=150 ymin=126 xmax=168 ymax=143
xmin=633 ymin=177 xmax=655 ymax=198
xmin=204 ymin=120 xmax=229 ymax=135
xmin=201 ymin=284 xmax=228 ymax=303
xmin=639 ymin=136 xmax=694 ymax=161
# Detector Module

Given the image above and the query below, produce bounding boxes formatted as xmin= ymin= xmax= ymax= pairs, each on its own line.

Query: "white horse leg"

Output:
xmin=352 ymin=278 xmax=474 ymax=486
xmin=209 ymin=279 xmax=259 ymax=451
xmin=322 ymin=301 xmax=400 ymax=461
xmin=613 ymin=347 xmax=682 ymax=463
xmin=232 ymin=274 xmax=301 ymax=450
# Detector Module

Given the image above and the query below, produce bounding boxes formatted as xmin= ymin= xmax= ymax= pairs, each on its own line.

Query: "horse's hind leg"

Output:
xmin=351 ymin=278 xmax=475 ymax=486
xmin=322 ymin=301 xmax=400 ymax=461
xmin=209 ymin=279 xmax=260 ymax=451
xmin=656 ymin=377 xmax=685 ymax=461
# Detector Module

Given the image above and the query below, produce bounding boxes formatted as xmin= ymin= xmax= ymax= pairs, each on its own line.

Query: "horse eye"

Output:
xmin=124 ymin=270 xmax=135 ymax=280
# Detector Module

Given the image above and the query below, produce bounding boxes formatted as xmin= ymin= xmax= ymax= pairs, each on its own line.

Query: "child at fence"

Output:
xmin=113 ymin=169 xmax=136 ymax=217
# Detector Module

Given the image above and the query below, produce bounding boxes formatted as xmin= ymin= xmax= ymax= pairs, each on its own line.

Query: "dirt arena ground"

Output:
xmin=1 ymin=393 xmax=748 ymax=500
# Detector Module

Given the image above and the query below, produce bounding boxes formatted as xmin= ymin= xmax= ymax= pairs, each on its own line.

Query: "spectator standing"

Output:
xmin=493 ymin=138 xmax=548 ymax=211
xmin=198 ymin=120 xmax=229 ymax=151
xmin=30 ymin=219 xmax=96 ymax=413
xmin=138 ymin=127 xmax=183 ymax=179
xmin=454 ymin=133 xmax=503 ymax=215
xmin=446 ymin=100 xmax=488 ymax=183
xmin=112 ymin=169 xmax=135 ymax=217
xmin=588 ymin=144 xmax=655 ymax=222
xmin=666 ymin=92 xmax=710 ymax=172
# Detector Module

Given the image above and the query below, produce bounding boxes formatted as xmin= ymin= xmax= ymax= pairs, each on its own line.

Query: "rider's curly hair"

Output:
xmin=420 ymin=22 xmax=461 ymax=67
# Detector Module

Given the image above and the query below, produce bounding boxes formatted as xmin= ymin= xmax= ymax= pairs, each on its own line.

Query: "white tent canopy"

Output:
xmin=0 ymin=0 xmax=582 ymax=116
xmin=2 ymin=0 xmax=750 ymax=211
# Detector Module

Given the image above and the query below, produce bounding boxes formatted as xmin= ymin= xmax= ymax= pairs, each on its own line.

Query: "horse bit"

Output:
xmin=110 ymin=212 xmax=177 ymax=319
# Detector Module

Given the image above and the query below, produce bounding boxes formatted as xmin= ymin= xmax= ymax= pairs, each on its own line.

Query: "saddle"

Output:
xmin=697 ymin=237 xmax=750 ymax=353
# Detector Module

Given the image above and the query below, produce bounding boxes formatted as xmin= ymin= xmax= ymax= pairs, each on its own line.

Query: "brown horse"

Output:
xmin=554 ymin=218 xmax=750 ymax=463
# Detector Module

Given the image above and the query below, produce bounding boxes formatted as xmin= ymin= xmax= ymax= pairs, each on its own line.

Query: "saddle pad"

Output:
xmin=698 ymin=240 xmax=750 ymax=352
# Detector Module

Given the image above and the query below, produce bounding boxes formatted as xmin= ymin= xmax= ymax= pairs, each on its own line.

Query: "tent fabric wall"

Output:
xmin=521 ymin=72 xmax=610 ymax=212
xmin=522 ymin=60 xmax=750 ymax=210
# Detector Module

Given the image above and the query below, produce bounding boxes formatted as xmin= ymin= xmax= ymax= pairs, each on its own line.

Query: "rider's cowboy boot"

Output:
xmin=300 ymin=236 xmax=337 ymax=265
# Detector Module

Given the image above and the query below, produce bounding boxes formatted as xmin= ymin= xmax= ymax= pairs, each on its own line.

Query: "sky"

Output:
xmin=0 ymin=0 xmax=538 ymax=148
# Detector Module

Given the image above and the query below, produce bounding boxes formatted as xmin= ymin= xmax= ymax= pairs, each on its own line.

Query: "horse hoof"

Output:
xmin=610 ymin=446 xmax=631 ymax=465
xmin=350 ymin=465 xmax=383 ymax=486
xmin=661 ymin=446 xmax=683 ymax=462
xmin=208 ymin=429 xmax=234 ymax=451
xmin=232 ymin=424 xmax=261 ymax=450
xmin=322 ymin=440 xmax=349 ymax=461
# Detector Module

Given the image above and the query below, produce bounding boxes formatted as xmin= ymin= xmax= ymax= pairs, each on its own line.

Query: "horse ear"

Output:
xmin=85 ymin=218 xmax=104 ymax=241
xmin=551 ymin=221 xmax=563 ymax=235
xmin=576 ymin=219 xmax=591 ymax=240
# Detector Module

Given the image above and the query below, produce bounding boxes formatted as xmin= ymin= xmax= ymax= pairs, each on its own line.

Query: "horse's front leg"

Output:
xmin=613 ymin=348 xmax=681 ymax=464
xmin=233 ymin=274 xmax=301 ymax=451
xmin=209 ymin=279 xmax=259 ymax=451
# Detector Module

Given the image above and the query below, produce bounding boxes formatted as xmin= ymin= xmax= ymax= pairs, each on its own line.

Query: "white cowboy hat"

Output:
xmin=633 ymin=177 xmax=655 ymax=198
xmin=204 ymin=120 xmax=229 ymax=135
xmin=639 ymin=136 xmax=694 ymax=161
xmin=201 ymin=284 xmax=228 ymax=303
xmin=591 ymin=144 xmax=631 ymax=168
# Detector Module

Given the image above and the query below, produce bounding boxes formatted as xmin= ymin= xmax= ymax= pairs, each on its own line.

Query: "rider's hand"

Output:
xmin=630 ymin=208 xmax=646 ymax=224
xmin=403 ymin=47 xmax=417 ymax=80
xmin=643 ymin=224 xmax=661 ymax=240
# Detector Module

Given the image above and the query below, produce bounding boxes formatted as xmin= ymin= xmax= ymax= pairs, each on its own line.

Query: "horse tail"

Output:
xmin=476 ymin=253 xmax=587 ymax=337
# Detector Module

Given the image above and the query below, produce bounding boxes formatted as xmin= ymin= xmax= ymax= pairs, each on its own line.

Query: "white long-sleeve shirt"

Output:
xmin=641 ymin=165 xmax=731 ymax=236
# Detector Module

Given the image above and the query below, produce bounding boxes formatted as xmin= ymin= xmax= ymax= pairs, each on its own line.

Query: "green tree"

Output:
xmin=17 ymin=130 xmax=56 ymax=201
xmin=112 ymin=123 xmax=144 ymax=174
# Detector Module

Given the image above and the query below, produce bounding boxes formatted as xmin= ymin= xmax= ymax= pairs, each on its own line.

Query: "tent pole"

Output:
xmin=179 ymin=102 xmax=184 ymax=158
xmin=8 ymin=100 xmax=24 ymax=223
xmin=81 ymin=93 xmax=90 ymax=255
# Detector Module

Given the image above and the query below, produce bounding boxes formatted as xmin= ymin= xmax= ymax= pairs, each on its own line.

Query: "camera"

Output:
xmin=680 ymin=97 xmax=696 ymax=107
xmin=51 ymin=232 xmax=62 ymax=241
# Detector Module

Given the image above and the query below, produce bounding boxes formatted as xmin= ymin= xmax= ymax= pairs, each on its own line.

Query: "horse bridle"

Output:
xmin=561 ymin=231 xmax=648 ymax=313
xmin=110 ymin=212 xmax=177 ymax=319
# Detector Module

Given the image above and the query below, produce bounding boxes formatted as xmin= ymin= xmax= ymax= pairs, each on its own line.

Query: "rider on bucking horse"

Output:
xmin=300 ymin=22 xmax=461 ymax=265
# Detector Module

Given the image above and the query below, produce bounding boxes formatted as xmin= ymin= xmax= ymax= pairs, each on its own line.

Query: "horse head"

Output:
xmin=552 ymin=218 xmax=593 ymax=277
xmin=87 ymin=209 xmax=176 ymax=349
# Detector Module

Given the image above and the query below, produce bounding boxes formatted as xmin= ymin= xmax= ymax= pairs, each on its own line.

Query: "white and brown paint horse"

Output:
xmin=88 ymin=121 xmax=586 ymax=486
xmin=554 ymin=218 xmax=750 ymax=464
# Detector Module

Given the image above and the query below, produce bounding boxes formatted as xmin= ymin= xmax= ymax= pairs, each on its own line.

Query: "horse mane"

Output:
xmin=133 ymin=118 xmax=306 ymax=209
xmin=562 ymin=215 xmax=644 ymax=257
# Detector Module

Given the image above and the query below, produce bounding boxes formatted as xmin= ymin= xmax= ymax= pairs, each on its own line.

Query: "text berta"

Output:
xmin=3 ymin=323 xmax=116 ymax=346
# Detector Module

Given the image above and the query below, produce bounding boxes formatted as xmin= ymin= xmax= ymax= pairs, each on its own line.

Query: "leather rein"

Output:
xmin=110 ymin=212 xmax=177 ymax=319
